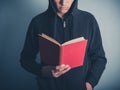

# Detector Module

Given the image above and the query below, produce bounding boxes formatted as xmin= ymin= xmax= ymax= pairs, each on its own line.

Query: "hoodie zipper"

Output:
xmin=61 ymin=18 xmax=66 ymax=29
xmin=61 ymin=18 xmax=66 ymax=42
xmin=63 ymin=20 xmax=66 ymax=28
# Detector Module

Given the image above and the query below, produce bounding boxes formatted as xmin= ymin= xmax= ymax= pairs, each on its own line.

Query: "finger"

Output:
xmin=60 ymin=66 xmax=71 ymax=75
xmin=52 ymin=66 xmax=71 ymax=78
xmin=52 ymin=67 xmax=66 ymax=78
xmin=52 ymin=65 xmax=71 ymax=78
xmin=54 ymin=64 xmax=66 ymax=73
xmin=58 ymin=64 xmax=69 ymax=72
xmin=52 ymin=70 xmax=61 ymax=78
xmin=60 ymin=64 xmax=70 ymax=72
xmin=56 ymin=64 xmax=65 ymax=70
xmin=54 ymin=66 xmax=71 ymax=77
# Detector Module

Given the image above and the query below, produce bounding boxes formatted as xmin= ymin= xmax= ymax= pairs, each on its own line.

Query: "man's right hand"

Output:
xmin=52 ymin=64 xmax=71 ymax=78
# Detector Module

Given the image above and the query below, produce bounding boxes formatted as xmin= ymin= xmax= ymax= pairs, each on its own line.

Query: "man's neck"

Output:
xmin=57 ymin=13 xmax=64 ymax=19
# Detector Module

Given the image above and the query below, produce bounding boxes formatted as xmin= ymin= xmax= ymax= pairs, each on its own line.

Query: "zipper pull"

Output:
xmin=63 ymin=20 xmax=66 ymax=28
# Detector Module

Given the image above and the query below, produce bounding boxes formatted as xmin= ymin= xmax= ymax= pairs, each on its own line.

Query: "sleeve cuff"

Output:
xmin=86 ymin=77 xmax=98 ymax=88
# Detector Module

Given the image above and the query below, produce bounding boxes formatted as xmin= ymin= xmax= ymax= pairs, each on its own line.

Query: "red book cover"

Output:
xmin=38 ymin=33 xmax=87 ymax=68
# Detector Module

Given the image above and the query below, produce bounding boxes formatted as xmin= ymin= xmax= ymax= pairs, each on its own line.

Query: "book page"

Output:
xmin=39 ymin=33 xmax=61 ymax=46
xmin=62 ymin=37 xmax=85 ymax=46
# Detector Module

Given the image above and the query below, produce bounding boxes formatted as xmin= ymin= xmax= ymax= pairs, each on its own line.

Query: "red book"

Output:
xmin=38 ymin=33 xmax=87 ymax=68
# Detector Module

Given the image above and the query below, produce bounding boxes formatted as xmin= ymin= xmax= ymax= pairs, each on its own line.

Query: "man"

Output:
xmin=20 ymin=0 xmax=107 ymax=90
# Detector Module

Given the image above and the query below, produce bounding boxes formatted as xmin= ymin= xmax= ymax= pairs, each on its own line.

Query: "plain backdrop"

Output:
xmin=0 ymin=0 xmax=120 ymax=90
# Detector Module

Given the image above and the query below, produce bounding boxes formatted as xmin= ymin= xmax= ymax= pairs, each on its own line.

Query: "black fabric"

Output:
xmin=20 ymin=0 xmax=107 ymax=90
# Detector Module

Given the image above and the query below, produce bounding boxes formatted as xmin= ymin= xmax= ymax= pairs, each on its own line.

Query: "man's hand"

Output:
xmin=52 ymin=64 xmax=71 ymax=78
xmin=86 ymin=82 xmax=93 ymax=90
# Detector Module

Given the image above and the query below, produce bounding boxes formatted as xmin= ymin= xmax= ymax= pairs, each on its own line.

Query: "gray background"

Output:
xmin=0 ymin=0 xmax=120 ymax=90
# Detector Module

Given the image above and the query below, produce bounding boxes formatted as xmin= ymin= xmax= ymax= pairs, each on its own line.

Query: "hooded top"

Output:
xmin=39 ymin=0 xmax=79 ymax=43
xmin=20 ymin=0 xmax=107 ymax=90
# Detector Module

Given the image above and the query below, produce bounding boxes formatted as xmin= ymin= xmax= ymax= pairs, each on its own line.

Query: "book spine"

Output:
xmin=59 ymin=46 xmax=63 ymax=65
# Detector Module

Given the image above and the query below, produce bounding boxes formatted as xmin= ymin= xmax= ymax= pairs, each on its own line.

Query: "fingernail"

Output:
xmin=66 ymin=65 xmax=69 ymax=67
xmin=61 ymin=64 xmax=65 ymax=67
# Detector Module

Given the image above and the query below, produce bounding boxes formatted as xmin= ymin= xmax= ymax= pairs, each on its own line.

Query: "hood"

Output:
xmin=47 ymin=0 xmax=78 ymax=16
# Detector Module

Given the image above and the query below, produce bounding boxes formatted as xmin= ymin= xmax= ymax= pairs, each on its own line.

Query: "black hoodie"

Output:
xmin=20 ymin=0 xmax=107 ymax=90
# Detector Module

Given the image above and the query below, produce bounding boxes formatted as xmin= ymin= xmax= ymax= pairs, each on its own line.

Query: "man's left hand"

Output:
xmin=86 ymin=82 xmax=93 ymax=90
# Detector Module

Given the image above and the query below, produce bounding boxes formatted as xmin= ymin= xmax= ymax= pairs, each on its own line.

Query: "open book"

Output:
xmin=38 ymin=33 xmax=88 ymax=68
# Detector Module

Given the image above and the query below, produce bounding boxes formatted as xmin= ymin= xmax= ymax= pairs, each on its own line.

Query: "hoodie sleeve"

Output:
xmin=86 ymin=16 xmax=107 ymax=88
xmin=20 ymin=18 xmax=42 ymax=77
